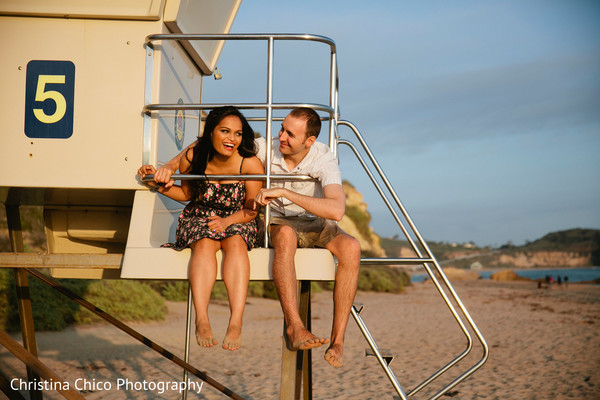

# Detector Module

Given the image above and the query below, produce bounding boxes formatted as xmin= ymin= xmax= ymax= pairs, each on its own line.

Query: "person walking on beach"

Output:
xmin=138 ymin=106 xmax=264 ymax=351
xmin=154 ymin=107 xmax=361 ymax=368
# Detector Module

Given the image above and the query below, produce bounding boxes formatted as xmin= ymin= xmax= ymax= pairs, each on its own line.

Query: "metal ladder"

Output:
xmin=143 ymin=33 xmax=489 ymax=399
xmin=336 ymin=118 xmax=489 ymax=399
xmin=352 ymin=302 xmax=408 ymax=399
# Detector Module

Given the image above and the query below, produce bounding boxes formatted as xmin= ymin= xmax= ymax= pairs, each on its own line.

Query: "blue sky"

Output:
xmin=202 ymin=0 xmax=600 ymax=247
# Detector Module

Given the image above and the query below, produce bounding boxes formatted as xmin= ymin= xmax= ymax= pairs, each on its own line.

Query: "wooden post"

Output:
xmin=299 ymin=281 xmax=312 ymax=400
xmin=6 ymin=205 xmax=43 ymax=400
xmin=280 ymin=280 xmax=313 ymax=400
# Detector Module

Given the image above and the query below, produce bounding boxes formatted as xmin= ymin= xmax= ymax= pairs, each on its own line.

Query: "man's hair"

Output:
xmin=289 ymin=107 xmax=322 ymax=139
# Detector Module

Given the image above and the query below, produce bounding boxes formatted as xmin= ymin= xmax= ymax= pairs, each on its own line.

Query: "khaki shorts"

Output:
xmin=267 ymin=216 xmax=345 ymax=248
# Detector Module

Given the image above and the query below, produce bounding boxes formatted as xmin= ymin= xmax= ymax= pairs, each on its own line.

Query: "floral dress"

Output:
xmin=163 ymin=181 xmax=258 ymax=250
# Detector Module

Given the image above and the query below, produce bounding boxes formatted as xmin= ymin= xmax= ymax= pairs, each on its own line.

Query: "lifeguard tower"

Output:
xmin=0 ymin=1 xmax=488 ymax=399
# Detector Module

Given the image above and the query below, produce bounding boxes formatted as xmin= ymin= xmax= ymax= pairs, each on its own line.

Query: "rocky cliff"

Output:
xmin=494 ymin=251 xmax=592 ymax=268
xmin=339 ymin=181 xmax=386 ymax=257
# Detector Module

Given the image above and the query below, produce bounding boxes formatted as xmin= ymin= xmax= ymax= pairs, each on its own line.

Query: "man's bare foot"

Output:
xmin=324 ymin=344 xmax=343 ymax=368
xmin=285 ymin=325 xmax=329 ymax=351
xmin=196 ymin=323 xmax=217 ymax=348
xmin=222 ymin=324 xmax=242 ymax=351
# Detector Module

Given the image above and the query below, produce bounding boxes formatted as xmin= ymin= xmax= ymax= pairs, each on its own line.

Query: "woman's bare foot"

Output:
xmin=285 ymin=324 xmax=329 ymax=351
xmin=324 ymin=343 xmax=343 ymax=368
xmin=196 ymin=322 xmax=217 ymax=348
xmin=222 ymin=324 xmax=242 ymax=351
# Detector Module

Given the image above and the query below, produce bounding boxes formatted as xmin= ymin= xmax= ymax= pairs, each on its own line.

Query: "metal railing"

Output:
xmin=141 ymin=33 xmax=488 ymax=399
xmin=143 ymin=33 xmax=340 ymax=247
xmin=336 ymin=119 xmax=489 ymax=399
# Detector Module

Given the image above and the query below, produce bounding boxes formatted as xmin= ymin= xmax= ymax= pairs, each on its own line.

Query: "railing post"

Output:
xmin=181 ymin=284 xmax=193 ymax=400
xmin=143 ymin=44 xmax=154 ymax=165
xmin=6 ymin=204 xmax=43 ymax=400
xmin=329 ymin=49 xmax=338 ymax=155
xmin=264 ymin=36 xmax=275 ymax=247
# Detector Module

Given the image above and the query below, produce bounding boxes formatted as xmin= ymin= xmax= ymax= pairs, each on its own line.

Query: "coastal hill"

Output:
xmin=381 ymin=228 xmax=600 ymax=269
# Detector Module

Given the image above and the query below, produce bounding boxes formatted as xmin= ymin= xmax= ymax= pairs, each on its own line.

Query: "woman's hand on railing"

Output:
xmin=154 ymin=166 xmax=177 ymax=189
xmin=138 ymin=165 xmax=161 ymax=191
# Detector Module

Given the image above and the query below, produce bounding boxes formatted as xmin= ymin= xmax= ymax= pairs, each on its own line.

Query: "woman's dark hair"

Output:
xmin=185 ymin=106 xmax=256 ymax=201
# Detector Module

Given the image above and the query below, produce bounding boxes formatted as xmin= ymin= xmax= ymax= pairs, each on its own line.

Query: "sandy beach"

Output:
xmin=1 ymin=279 xmax=599 ymax=400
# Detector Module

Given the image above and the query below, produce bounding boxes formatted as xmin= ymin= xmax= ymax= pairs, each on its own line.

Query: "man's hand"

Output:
xmin=255 ymin=188 xmax=286 ymax=206
xmin=154 ymin=166 xmax=177 ymax=189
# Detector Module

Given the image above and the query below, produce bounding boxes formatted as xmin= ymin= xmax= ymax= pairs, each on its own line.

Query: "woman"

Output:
xmin=138 ymin=106 xmax=264 ymax=351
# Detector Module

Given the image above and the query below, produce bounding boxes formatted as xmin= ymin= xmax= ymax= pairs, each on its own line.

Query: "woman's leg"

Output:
xmin=220 ymin=235 xmax=250 ymax=350
xmin=189 ymin=238 xmax=221 ymax=347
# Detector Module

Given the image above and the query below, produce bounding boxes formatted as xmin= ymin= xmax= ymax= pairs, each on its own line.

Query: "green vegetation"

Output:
xmin=0 ymin=270 xmax=166 ymax=331
xmin=0 ymin=205 xmax=47 ymax=252
xmin=357 ymin=265 xmax=410 ymax=293
xmin=73 ymin=280 xmax=165 ymax=324
xmin=520 ymin=228 xmax=599 ymax=254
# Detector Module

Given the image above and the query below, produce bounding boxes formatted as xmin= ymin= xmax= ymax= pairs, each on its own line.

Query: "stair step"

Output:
xmin=353 ymin=303 xmax=364 ymax=314
xmin=365 ymin=348 xmax=394 ymax=365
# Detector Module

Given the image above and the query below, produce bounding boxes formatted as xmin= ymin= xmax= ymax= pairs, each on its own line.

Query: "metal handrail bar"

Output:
xmin=337 ymin=138 xmax=475 ymax=394
xmin=337 ymin=122 xmax=489 ymax=399
xmin=142 ymin=174 xmax=317 ymax=182
xmin=23 ymin=268 xmax=246 ymax=400
xmin=359 ymin=258 xmax=434 ymax=265
xmin=142 ymin=102 xmax=334 ymax=115
xmin=145 ymin=33 xmax=336 ymax=50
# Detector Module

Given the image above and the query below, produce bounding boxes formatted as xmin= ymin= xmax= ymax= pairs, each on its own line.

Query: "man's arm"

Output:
xmin=255 ymin=184 xmax=345 ymax=221
xmin=154 ymin=140 xmax=198 ymax=188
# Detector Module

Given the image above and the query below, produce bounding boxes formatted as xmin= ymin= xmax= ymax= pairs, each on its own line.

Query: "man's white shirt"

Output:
xmin=255 ymin=137 xmax=342 ymax=218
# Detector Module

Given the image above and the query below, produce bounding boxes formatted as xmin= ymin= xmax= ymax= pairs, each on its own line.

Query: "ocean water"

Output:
xmin=411 ymin=267 xmax=600 ymax=283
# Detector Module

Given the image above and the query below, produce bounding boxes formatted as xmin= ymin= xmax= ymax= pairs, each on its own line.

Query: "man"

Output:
xmin=153 ymin=107 xmax=360 ymax=367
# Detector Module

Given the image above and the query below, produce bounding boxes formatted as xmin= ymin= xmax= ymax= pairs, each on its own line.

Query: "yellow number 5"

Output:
xmin=33 ymin=75 xmax=67 ymax=124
